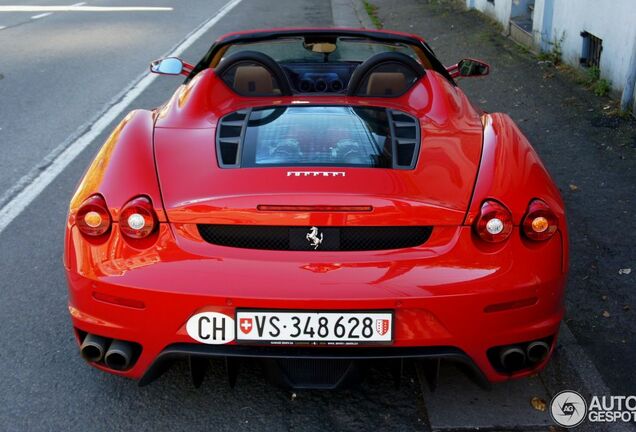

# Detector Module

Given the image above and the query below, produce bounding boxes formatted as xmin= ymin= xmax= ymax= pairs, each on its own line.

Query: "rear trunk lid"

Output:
xmin=154 ymin=121 xmax=482 ymax=227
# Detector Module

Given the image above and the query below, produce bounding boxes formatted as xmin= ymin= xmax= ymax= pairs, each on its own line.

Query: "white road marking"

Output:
xmin=0 ymin=0 xmax=244 ymax=234
xmin=0 ymin=26 xmax=6 ymax=30
xmin=31 ymin=12 xmax=53 ymax=19
xmin=0 ymin=6 xmax=173 ymax=12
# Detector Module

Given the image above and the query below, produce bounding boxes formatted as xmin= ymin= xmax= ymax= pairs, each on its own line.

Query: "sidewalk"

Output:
xmin=361 ymin=0 xmax=636 ymax=429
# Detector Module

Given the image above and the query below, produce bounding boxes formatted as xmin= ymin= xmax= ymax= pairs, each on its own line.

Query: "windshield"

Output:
xmin=222 ymin=37 xmax=420 ymax=64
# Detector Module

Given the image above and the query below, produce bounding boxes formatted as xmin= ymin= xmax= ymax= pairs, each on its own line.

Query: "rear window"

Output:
xmin=216 ymin=106 xmax=420 ymax=169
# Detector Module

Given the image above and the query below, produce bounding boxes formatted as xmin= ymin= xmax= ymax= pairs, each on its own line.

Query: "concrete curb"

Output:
xmin=540 ymin=324 xmax=636 ymax=432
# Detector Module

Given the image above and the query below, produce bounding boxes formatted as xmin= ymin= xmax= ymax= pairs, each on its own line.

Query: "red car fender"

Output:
xmin=465 ymin=113 xmax=568 ymax=272
xmin=67 ymin=109 xmax=166 ymax=224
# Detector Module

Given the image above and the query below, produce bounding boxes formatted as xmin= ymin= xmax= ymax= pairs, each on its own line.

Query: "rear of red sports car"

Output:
xmin=64 ymin=29 xmax=567 ymax=389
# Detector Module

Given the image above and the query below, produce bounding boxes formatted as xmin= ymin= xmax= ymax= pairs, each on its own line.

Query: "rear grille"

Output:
xmin=197 ymin=225 xmax=432 ymax=251
xmin=266 ymin=358 xmax=357 ymax=389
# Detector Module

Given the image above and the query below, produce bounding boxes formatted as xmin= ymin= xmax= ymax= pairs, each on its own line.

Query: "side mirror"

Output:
xmin=150 ymin=57 xmax=184 ymax=75
xmin=447 ymin=58 xmax=490 ymax=78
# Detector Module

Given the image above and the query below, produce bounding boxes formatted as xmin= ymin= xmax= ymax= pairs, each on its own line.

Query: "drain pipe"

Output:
xmin=620 ymin=36 xmax=636 ymax=114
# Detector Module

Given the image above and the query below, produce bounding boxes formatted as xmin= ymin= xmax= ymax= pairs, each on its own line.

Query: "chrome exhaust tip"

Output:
xmin=526 ymin=341 xmax=550 ymax=363
xmin=104 ymin=339 xmax=134 ymax=371
xmin=499 ymin=346 xmax=526 ymax=371
xmin=80 ymin=334 xmax=109 ymax=363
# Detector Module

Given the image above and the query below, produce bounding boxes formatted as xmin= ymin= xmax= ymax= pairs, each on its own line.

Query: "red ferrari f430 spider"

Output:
xmin=64 ymin=28 xmax=568 ymax=389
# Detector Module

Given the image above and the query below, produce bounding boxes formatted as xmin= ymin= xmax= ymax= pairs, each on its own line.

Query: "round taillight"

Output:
xmin=76 ymin=195 xmax=111 ymax=237
xmin=522 ymin=199 xmax=558 ymax=241
xmin=119 ymin=196 xmax=157 ymax=239
xmin=474 ymin=200 xmax=513 ymax=243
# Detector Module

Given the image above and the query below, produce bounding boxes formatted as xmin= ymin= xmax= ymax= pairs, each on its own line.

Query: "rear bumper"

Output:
xmin=65 ymin=224 xmax=567 ymax=386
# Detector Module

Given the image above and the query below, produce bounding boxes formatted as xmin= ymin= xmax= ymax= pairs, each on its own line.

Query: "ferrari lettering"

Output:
xmin=286 ymin=171 xmax=345 ymax=177
xmin=186 ymin=312 xmax=235 ymax=344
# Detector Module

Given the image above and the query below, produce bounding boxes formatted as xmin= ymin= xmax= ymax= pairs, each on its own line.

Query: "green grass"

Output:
xmin=593 ymin=78 xmax=611 ymax=97
xmin=363 ymin=0 xmax=383 ymax=29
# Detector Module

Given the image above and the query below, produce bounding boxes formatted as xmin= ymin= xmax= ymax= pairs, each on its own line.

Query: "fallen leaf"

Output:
xmin=569 ymin=183 xmax=579 ymax=191
xmin=619 ymin=268 xmax=632 ymax=275
xmin=602 ymin=310 xmax=611 ymax=318
xmin=624 ymin=304 xmax=631 ymax=311
xmin=602 ymin=295 xmax=608 ymax=301
xmin=531 ymin=397 xmax=547 ymax=412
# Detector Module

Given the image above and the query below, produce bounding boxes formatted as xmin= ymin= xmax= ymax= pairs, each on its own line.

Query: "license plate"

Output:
xmin=235 ymin=310 xmax=393 ymax=345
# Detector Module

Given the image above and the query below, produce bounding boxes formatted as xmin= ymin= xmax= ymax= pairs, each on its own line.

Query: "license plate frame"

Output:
xmin=235 ymin=309 xmax=394 ymax=345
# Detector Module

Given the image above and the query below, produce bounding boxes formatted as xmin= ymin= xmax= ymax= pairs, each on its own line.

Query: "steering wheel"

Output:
xmin=346 ymin=52 xmax=425 ymax=96
xmin=215 ymin=50 xmax=293 ymax=96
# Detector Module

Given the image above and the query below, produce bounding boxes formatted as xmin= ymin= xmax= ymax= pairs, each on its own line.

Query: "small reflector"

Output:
xmin=484 ymin=297 xmax=538 ymax=313
xmin=257 ymin=205 xmax=373 ymax=212
xmin=93 ymin=292 xmax=146 ymax=309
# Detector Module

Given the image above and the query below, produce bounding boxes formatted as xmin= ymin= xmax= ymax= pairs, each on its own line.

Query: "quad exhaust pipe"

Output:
xmin=79 ymin=333 xmax=137 ymax=371
xmin=80 ymin=334 xmax=110 ymax=362
xmin=494 ymin=339 xmax=552 ymax=373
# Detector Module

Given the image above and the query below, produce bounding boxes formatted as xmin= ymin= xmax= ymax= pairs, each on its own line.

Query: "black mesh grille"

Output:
xmin=276 ymin=359 xmax=354 ymax=388
xmin=197 ymin=225 xmax=432 ymax=251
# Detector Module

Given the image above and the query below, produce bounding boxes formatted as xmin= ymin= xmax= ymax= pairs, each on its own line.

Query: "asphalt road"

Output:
xmin=1 ymin=0 xmax=635 ymax=431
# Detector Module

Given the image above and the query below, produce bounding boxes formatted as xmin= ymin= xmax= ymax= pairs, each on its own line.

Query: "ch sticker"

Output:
xmin=186 ymin=312 xmax=235 ymax=344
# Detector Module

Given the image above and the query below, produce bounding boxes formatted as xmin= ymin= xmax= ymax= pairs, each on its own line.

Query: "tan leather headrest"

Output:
xmin=233 ymin=65 xmax=274 ymax=95
xmin=366 ymin=72 xmax=406 ymax=96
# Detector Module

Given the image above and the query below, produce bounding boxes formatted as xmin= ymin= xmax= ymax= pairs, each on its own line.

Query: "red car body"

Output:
xmin=64 ymin=28 xmax=568 ymax=389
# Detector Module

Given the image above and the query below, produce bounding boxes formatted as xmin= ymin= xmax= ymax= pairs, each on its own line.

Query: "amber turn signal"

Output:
xmin=522 ymin=200 xmax=557 ymax=241
xmin=76 ymin=195 xmax=111 ymax=237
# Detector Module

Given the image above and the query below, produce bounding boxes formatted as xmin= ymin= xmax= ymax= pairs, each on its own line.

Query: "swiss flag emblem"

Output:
xmin=239 ymin=318 xmax=253 ymax=334
xmin=375 ymin=319 xmax=390 ymax=336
